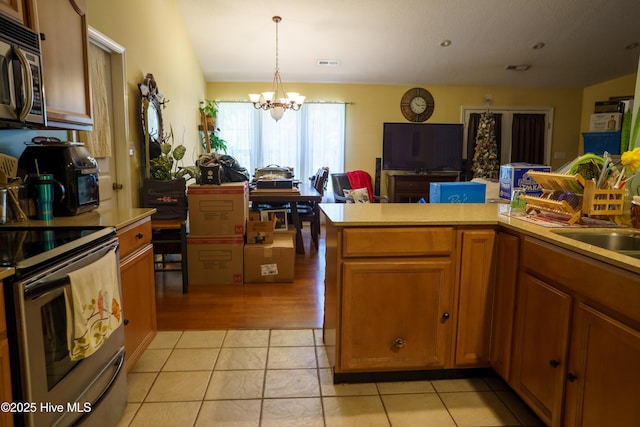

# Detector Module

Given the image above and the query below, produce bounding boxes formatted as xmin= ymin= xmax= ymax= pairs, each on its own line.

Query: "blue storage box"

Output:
xmin=499 ymin=163 xmax=551 ymax=200
xmin=430 ymin=182 xmax=486 ymax=203
xmin=582 ymin=131 xmax=621 ymax=155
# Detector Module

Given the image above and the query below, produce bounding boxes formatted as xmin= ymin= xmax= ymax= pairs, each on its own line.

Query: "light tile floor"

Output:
xmin=117 ymin=329 xmax=544 ymax=427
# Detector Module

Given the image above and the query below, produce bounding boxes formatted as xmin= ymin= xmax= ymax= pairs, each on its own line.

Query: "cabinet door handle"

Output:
xmin=567 ymin=372 xmax=578 ymax=382
xmin=136 ymin=233 xmax=144 ymax=239
xmin=549 ymin=359 xmax=560 ymax=368
xmin=441 ymin=312 xmax=450 ymax=321
xmin=392 ymin=338 xmax=407 ymax=349
xmin=123 ymin=319 xmax=129 ymax=325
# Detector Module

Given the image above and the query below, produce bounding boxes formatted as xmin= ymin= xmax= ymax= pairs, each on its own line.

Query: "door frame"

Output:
xmin=461 ymin=106 xmax=555 ymax=166
xmin=87 ymin=27 xmax=132 ymax=209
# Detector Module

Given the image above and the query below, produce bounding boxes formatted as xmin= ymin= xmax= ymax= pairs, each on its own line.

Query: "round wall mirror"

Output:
xmin=138 ymin=73 xmax=165 ymax=176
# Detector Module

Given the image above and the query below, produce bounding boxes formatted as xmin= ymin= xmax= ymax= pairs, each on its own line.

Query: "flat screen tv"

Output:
xmin=382 ymin=122 xmax=463 ymax=172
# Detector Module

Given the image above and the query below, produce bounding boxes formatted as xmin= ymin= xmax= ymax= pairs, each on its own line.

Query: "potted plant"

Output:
xmin=149 ymin=128 xmax=187 ymax=180
xmin=207 ymin=130 xmax=228 ymax=154
xmin=199 ymin=99 xmax=219 ymax=129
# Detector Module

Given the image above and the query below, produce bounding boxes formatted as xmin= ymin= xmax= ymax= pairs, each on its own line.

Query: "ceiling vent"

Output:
xmin=317 ymin=59 xmax=341 ymax=66
xmin=504 ymin=64 xmax=531 ymax=71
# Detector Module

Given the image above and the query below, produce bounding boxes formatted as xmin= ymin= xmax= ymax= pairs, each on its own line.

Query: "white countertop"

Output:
xmin=0 ymin=208 xmax=156 ymax=230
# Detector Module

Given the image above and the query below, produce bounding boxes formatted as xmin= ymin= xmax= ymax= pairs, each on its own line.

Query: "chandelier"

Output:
xmin=249 ymin=16 xmax=305 ymax=121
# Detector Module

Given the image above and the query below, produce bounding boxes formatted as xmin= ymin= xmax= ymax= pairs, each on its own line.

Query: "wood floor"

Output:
xmin=154 ymin=227 xmax=325 ymax=330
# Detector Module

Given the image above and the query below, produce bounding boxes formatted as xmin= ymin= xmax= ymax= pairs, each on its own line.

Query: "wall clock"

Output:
xmin=400 ymin=87 xmax=435 ymax=122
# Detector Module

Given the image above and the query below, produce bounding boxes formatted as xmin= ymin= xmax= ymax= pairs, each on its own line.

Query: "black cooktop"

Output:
xmin=0 ymin=227 xmax=114 ymax=271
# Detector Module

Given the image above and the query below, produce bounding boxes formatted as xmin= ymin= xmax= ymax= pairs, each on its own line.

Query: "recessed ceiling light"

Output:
xmin=317 ymin=59 xmax=341 ymax=66
xmin=625 ymin=41 xmax=639 ymax=50
xmin=440 ymin=40 xmax=452 ymax=47
xmin=505 ymin=64 xmax=531 ymax=71
xmin=532 ymin=42 xmax=545 ymax=50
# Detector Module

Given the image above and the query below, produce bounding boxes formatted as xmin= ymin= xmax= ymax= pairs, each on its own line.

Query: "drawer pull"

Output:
xmin=441 ymin=312 xmax=450 ymax=321
xmin=567 ymin=372 xmax=578 ymax=382
xmin=136 ymin=233 xmax=144 ymax=239
xmin=549 ymin=359 xmax=560 ymax=368
xmin=392 ymin=338 xmax=407 ymax=349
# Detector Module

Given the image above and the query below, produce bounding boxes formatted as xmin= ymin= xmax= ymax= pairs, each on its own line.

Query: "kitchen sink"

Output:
xmin=551 ymin=229 xmax=640 ymax=258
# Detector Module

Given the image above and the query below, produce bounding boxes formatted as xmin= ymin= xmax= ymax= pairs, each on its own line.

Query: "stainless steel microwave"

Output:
xmin=0 ymin=14 xmax=45 ymax=127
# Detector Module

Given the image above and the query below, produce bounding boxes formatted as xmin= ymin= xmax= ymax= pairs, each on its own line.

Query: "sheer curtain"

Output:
xmin=216 ymin=102 xmax=345 ymax=197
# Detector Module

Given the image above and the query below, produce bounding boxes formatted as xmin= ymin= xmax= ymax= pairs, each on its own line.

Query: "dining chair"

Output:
xmin=296 ymin=167 xmax=328 ymax=250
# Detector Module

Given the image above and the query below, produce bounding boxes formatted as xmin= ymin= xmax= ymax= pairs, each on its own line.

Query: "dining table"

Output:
xmin=249 ymin=184 xmax=322 ymax=254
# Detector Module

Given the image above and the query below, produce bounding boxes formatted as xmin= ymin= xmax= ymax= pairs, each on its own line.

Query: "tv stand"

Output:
xmin=387 ymin=172 xmax=459 ymax=203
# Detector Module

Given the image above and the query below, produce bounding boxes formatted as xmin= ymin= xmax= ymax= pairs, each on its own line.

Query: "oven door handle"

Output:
xmin=24 ymin=242 xmax=119 ymax=299
xmin=73 ymin=348 xmax=125 ymax=425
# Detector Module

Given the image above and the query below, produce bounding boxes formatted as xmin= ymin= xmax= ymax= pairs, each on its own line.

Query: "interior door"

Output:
xmin=76 ymin=28 xmax=131 ymax=211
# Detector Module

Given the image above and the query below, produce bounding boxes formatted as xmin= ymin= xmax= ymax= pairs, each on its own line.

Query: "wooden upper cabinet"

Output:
xmin=0 ymin=0 xmax=25 ymax=24
xmin=34 ymin=0 xmax=92 ymax=129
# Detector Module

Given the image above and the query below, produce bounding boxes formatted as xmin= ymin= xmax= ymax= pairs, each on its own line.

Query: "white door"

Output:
xmin=76 ymin=28 xmax=131 ymax=211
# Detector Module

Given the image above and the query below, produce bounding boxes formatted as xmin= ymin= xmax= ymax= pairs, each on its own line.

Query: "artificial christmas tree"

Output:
xmin=472 ymin=112 xmax=499 ymax=179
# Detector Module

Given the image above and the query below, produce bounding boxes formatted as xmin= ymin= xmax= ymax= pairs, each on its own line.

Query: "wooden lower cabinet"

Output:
xmin=330 ymin=225 xmax=498 ymax=375
xmin=333 ymin=226 xmax=457 ymax=374
xmin=489 ymin=231 xmax=520 ymax=380
xmin=511 ymin=273 xmax=572 ymax=426
xmin=455 ymin=229 xmax=495 ymax=367
xmin=340 ymin=259 xmax=454 ymax=371
xmin=507 ymin=236 xmax=640 ymax=427
xmin=118 ymin=218 xmax=157 ymax=372
xmin=564 ymin=303 xmax=640 ymax=426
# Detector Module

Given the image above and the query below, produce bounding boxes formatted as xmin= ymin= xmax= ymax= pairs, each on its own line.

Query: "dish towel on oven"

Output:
xmin=64 ymin=250 xmax=122 ymax=361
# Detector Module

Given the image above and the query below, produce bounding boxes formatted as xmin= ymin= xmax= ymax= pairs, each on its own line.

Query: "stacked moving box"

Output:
xmin=244 ymin=210 xmax=295 ymax=283
xmin=187 ymin=182 xmax=248 ymax=284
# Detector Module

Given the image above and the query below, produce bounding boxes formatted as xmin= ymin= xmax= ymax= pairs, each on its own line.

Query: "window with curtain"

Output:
xmin=216 ymin=102 xmax=345 ymax=197
xmin=511 ymin=113 xmax=546 ymax=164
xmin=462 ymin=106 xmax=553 ymax=172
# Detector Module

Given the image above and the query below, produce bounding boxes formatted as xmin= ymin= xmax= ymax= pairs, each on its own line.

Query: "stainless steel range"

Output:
xmin=0 ymin=227 xmax=127 ymax=427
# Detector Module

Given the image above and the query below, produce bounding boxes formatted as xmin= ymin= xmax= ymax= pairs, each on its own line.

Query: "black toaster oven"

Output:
xmin=18 ymin=142 xmax=100 ymax=216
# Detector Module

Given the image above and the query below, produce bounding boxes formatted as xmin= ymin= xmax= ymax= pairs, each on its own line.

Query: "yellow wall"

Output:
xmin=209 ymin=82 xmax=586 ymax=176
xmin=580 ymin=73 xmax=637 ymax=152
xmin=87 ymin=0 xmax=206 ymax=206
xmin=84 ymin=0 xmax=637 ymax=201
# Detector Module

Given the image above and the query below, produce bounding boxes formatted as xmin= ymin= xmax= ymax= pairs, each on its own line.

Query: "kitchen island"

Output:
xmin=320 ymin=202 xmax=640 ymax=426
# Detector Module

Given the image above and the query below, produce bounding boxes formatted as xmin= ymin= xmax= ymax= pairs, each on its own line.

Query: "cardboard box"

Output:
xmin=188 ymin=182 xmax=248 ymax=236
xmin=430 ymin=182 xmax=486 ymax=203
xmin=499 ymin=163 xmax=551 ymax=200
xmin=589 ymin=113 xmax=622 ymax=132
xmin=582 ymin=131 xmax=621 ymax=155
xmin=187 ymin=235 xmax=244 ymax=284
xmin=248 ymin=209 xmax=261 ymax=221
xmin=243 ymin=233 xmax=295 ymax=283
xmin=246 ymin=218 xmax=276 ymax=244
xmin=594 ymin=100 xmax=623 ymax=114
